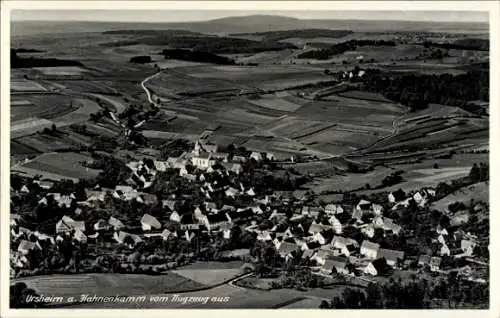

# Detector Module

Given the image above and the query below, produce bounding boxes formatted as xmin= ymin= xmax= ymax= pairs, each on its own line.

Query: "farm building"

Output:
xmin=325 ymin=204 xmax=344 ymax=215
xmin=360 ymin=240 xmax=380 ymax=259
xmin=364 ymin=258 xmax=390 ymax=276
xmin=108 ymin=216 xmax=124 ymax=230
xmin=141 ymin=214 xmax=162 ymax=231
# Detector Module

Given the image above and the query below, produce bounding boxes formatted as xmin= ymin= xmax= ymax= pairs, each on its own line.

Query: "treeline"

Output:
xmin=129 ymin=55 xmax=152 ymax=64
xmin=360 ymin=69 xmax=489 ymax=114
xmin=321 ymin=276 xmax=488 ymax=309
xmin=424 ymin=38 xmax=489 ymax=51
xmin=231 ymin=29 xmax=353 ymax=42
xmin=12 ymin=48 xmax=44 ymax=53
xmin=11 ymin=50 xmax=83 ymax=69
xmin=297 ymin=40 xmax=396 ymax=60
xmin=142 ymin=36 xmax=297 ymax=54
xmin=161 ymin=49 xmax=235 ymax=65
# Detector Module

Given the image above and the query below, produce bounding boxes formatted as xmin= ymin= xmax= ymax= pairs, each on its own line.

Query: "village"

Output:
xmin=9 ymin=137 xmax=489 ymax=296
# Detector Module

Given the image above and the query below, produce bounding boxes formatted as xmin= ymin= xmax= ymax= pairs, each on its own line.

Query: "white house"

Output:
xmin=360 ymin=240 xmax=380 ymax=259
xmin=108 ymin=216 xmax=124 ymax=230
xmin=328 ymin=216 xmax=343 ymax=234
xmin=325 ymin=204 xmax=343 ymax=215
xmin=250 ymin=152 xmax=263 ymax=161
xmin=141 ymin=214 xmax=161 ymax=231
xmin=440 ymin=243 xmax=451 ymax=256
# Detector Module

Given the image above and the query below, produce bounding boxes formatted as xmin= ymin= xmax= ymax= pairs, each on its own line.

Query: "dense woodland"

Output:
xmin=161 ymin=49 xmax=236 ymax=65
xmin=297 ymin=40 xmax=396 ymax=60
xmin=11 ymin=50 xmax=83 ymax=69
xmin=360 ymin=69 xmax=489 ymax=114
xmin=424 ymin=38 xmax=489 ymax=51
xmin=231 ymin=29 xmax=353 ymax=42
xmin=129 ymin=55 xmax=152 ymax=64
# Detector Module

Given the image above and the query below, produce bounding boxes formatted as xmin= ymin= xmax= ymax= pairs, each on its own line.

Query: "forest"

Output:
xmin=161 ymin=49 xmax=236 ymax=65
xmin=297 ymin=40 xmax=396 ymax=60
xmin=424 ymin=38 xmax=489 ymax=51
xmin=11 ymin=50 xmax=83 ymax=69
xmin=231 ymin=29 xmax=353 ymax=42
xmin=360 ymin=69 xmax=489 ymax=114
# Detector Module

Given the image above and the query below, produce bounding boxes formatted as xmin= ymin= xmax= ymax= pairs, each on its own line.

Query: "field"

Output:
xmin=12 ymin=152 xmax=101 ymax=181
xmin=14 ymin=273 xmax=204 ymax=299
xmin=432 ymin=181 xmax=489 ymax=213
xmin=172 ymin=261 xmax=244 ymax=285
xmin=11 ymin=94 xmax=73 ymax=123
xmin=11 ymin=80 xmax=47 ymax=92
xmin=32 ymin=66 xmax=88 ymax=76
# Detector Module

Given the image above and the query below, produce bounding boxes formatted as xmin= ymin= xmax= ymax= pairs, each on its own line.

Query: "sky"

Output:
xmin=11 ymin=10 xmax=489 ymax=23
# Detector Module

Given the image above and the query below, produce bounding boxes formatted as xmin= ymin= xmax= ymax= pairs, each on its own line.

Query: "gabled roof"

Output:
xmin=108 ymin=216 xmax=124 ymax=228
xmin=361 ymin=240 xmax=380 ymax=251
xmin=141 ymin=214 xmax=161 ymax=229
xmin=278 ymin=242 xmax=299 ymax=255
xmin=332 ymin=236 xmax=359 ymax=248
xmin=377 ymin=248 xmax=404 ymax=262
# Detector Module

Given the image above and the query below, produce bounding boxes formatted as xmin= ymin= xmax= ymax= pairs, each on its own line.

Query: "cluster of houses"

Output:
xmin=9 ymin=140 xmax=486 ymax=284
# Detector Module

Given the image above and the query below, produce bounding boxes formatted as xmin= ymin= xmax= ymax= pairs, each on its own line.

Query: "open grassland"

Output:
xmin=14 ymin=273 xmax=204 ymax=300
xmin=432 ymin=181 xmax=489 ymax=213
xmin=13 ymin=152 xmax=101 ymax=181
xmin=11 ymin=80 xmax=47 ymax=92
xmin=11 ymin=94 xmax=73 ymax=123
xmin=32 ymin=66 xmax=88 ymax=76
xmin=66 ymin=283 xmax=308 ymax=309
xmin=172 ymin=261 xmax=244 ymax=285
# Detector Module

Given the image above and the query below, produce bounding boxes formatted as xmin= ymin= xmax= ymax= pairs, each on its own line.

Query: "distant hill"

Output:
xmin=12 ymin=15 xmax=489 ymax=37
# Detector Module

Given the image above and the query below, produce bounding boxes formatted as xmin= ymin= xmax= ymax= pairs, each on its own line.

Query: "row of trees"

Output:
xmin=360 ymin=69 xmax=489 ymax=113
xmin=298 ymin=40 xmax=396 ymax=60
xmin=321 ymin=274 xmax=488 ymax=309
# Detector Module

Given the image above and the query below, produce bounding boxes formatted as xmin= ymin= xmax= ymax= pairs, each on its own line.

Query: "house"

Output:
xmin=153 ymin=160 xmax=169 ymax=172
xmin=33 ymin=180 xmax=54 ymax=190
xmin=360 ymin=240 xmax=380 ymax=259
xmin=278 ymin=242 xmax=299 ymax=260
xmin=17 ymin=240 xmax=40 ymax=255
xmin=308 ymin=222 xmax=330 ymax=235
xmin=204 ymin=213 xmax=231 ymax=231
xmin=430 ymin=257 xmax=442 ymax=272
xmin=377 ymin=248 xmax=404 ymax=267
xmin=10 ymin=214 xmax=21 ymax=226
xmin=85 ymin=190 xmax=106 ymax=203
xmin=20 ymin=185 xmax=30 ymax=194
xmin=440 ymin=243 xmax=451 ymax=256
xmin=302 ymin=249 xmax=315 ymax=260
xmin=312 ymin=249 xmax=335 ymax=265
xmin=391 ymin=198 xmax=415 ymax=211
xmin=364 ymin=258 xmax=390 ymax=276
xmin=413 ymin=191 xmax=425 ymax=204
xmin=141 ymin=214 xmax=161 ymax=231
xmin=330 ymin=236 xmax=359 ymax=257
xmin=162 ymin=199 xmax=176 ymax=211
xmin=356 ymin=199 xmax=372 ymax=214
xmin=246 ymin=188 xmax=256 ymax=196
xmin=273 ymin=237 xmax=283 ymax=250
xmin=372 ymin=204 xmax=383 ymax=215
xmin=222 ymin=162 xmax=243 ymax=175
xmin=461 ymin=239 xmax=477 ymax=256
xmin=250 ymin=152 xmax=263 ymax=161
xmin=114 ymin=231 xmax=142 ymax=247
xmin=325 ymin=204 xmax=344 ymax=215
xmin=436 ymin=225 xmax=449 ymax=236
xmin=211 ymin=152 xmax=229 ymax=162
xmin=225 ymin=187 xmax=239 ymax=198
xmin=33 ymin=231 xmax=55 ymax=245
xmin=48 ymin=193 xmax=73 ymax=208
xmin=361 ymin=224 xmax=375 ymax=238
xmin=257 ymin=231 xmax=272 ymax=241
xmin=108 ymin=216 xmax=124 ymax=230
xmin=232 ymin=155 xmax=247 ymax=163
xmin=56 ymin=216 xmax=85 ymax=234
xmin=94 ymin=219 xmax=110 ymax=231
xmin=73 ymin=229 xmax=87 ymax=243
xmin=388 ymin=189 xmax=406 ymax=203
xmin=161 ymin=229 xmax=172 ymax=241
xmin=302 ymin=206 xmax=322 ymax=218
xmin=328 ymin=216 xmax=343 ymax=234
xmin=169 ymin=210 xmax=181 ymax=223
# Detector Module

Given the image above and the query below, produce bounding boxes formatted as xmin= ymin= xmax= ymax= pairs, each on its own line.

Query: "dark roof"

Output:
xmin=377 ymin=248 xmax=405 ymax=262
xmin=391 ymin=189 xmax=407 ymax=201
xmin=207 ymin=213 xmax=229 ymax=223
xmin=180 ymin=213 xmax=196 ymax=224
